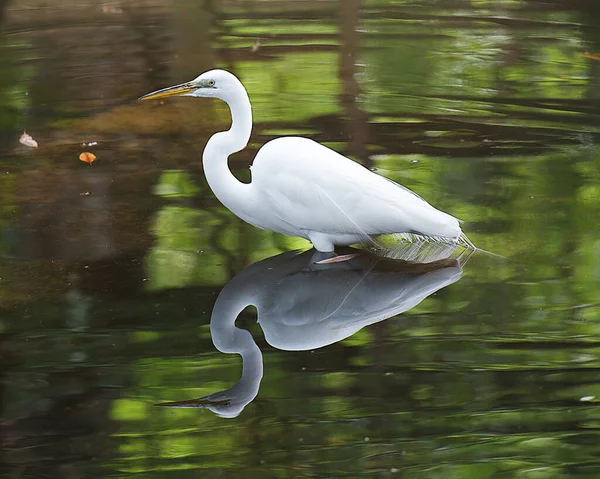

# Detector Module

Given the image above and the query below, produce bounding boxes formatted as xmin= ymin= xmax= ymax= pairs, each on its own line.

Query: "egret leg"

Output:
xmin=307 ymin=231 xmax=335 ymax=253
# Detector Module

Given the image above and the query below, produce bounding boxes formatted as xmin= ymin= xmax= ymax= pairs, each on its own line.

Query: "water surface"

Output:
xmin=1 ymin=1 xmax=600 ymax=478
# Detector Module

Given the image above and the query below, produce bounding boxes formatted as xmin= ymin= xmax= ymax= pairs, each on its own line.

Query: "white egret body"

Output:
xmin=140 ymin=70 xmax=464 ymax=252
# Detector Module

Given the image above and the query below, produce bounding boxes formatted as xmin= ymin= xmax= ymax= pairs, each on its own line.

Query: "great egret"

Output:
xmin=156 ymin=245 xmax=465 ymax=418
xmin=140 ymin=69 xmax=469 ymax=252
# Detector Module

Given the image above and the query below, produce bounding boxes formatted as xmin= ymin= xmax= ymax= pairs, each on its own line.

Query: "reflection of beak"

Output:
xmin=138 ymin=82 xmax=196 ymax=101
xmin=155 ymin=397 xmax=230 ymax=408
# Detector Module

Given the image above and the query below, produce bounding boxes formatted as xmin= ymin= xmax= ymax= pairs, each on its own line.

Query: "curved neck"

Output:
xmin=209 ymin=289 xmax=263 ymax=414
xmin=202 ymin=85 xmax=255 ymax=217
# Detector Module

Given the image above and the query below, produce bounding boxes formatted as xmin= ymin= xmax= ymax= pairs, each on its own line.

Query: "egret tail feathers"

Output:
xmin=371 ymin=231 xmax=490 ymax=264
xmin=373 ymin=236 xmax=479 ymax=264
xmin=373 ymin=234 xmax=467 ymax=263
xmin=309 ymin=186 xmax=501 ymax=261
xmin=458 ymin=232 xmax=505 ymax=259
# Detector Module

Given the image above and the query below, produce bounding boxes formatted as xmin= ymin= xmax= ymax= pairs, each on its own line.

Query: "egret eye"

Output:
xmin=208 ymin=79 xmax=215 ymax=87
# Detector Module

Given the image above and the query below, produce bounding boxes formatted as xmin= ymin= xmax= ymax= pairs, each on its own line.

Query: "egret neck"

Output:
xmin=202 ymin=82 xmax=256 ymax=219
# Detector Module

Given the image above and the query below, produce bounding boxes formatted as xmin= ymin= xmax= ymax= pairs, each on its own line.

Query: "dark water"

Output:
xmin=2 ymin=1 xmax=600 ymax=477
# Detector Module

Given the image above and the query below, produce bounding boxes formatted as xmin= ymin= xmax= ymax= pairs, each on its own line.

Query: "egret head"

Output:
xmin=138 ymin=69 xmax=241 ymax=102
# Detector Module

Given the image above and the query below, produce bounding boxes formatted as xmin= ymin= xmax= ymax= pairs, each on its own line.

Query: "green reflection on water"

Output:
xmin=1 ymin=0 xmax=600 ymax=478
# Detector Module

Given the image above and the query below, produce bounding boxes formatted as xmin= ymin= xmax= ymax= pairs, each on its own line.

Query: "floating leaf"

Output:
xmin=581 ymin=52 xmax=600 ymax=61
xmin=79 ymin=152 xmax=97 ymax=165
xmin=19 ymin=131 xmax=38 ymax=148
xmin=315 ymin=253 xmax=360 ymax=264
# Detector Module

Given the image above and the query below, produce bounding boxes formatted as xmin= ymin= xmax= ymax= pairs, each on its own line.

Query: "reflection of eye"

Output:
xmin=208 ymin=79 xmax=215 ymax=87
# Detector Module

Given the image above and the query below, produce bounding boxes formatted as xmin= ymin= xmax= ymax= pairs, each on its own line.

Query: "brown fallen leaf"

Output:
xmin=19 ymin=131 xmax=38 ymax=148
xmin=581 ymin=52 xmax=600 ymax=61
xmin=79 ymin=152 xmax=97 ymax=165
xmin=314 ymin=253 xmax=360 ymax=264
xmin=102 ymin=5 xmax=123 ymax=14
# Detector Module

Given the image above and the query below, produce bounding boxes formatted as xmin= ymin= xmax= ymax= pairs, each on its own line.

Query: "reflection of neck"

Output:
xmin=210 ymin=292 xmax=263 ymax=415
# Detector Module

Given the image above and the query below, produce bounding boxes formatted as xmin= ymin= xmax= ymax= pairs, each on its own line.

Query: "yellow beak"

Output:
xmin=138 ymin=82 xmax=196 ymax=101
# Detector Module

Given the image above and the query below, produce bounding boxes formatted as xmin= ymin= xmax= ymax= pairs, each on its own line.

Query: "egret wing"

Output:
xmin=251 ymin=137 xmax=460 ymax=238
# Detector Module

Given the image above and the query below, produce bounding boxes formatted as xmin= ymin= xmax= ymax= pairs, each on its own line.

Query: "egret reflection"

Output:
xmin=157 ymin=244 xmax=468 ymax=418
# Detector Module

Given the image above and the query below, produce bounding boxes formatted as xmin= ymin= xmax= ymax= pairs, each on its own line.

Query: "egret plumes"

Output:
xmin=139 ymin=69 xmax=470 ymax=253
